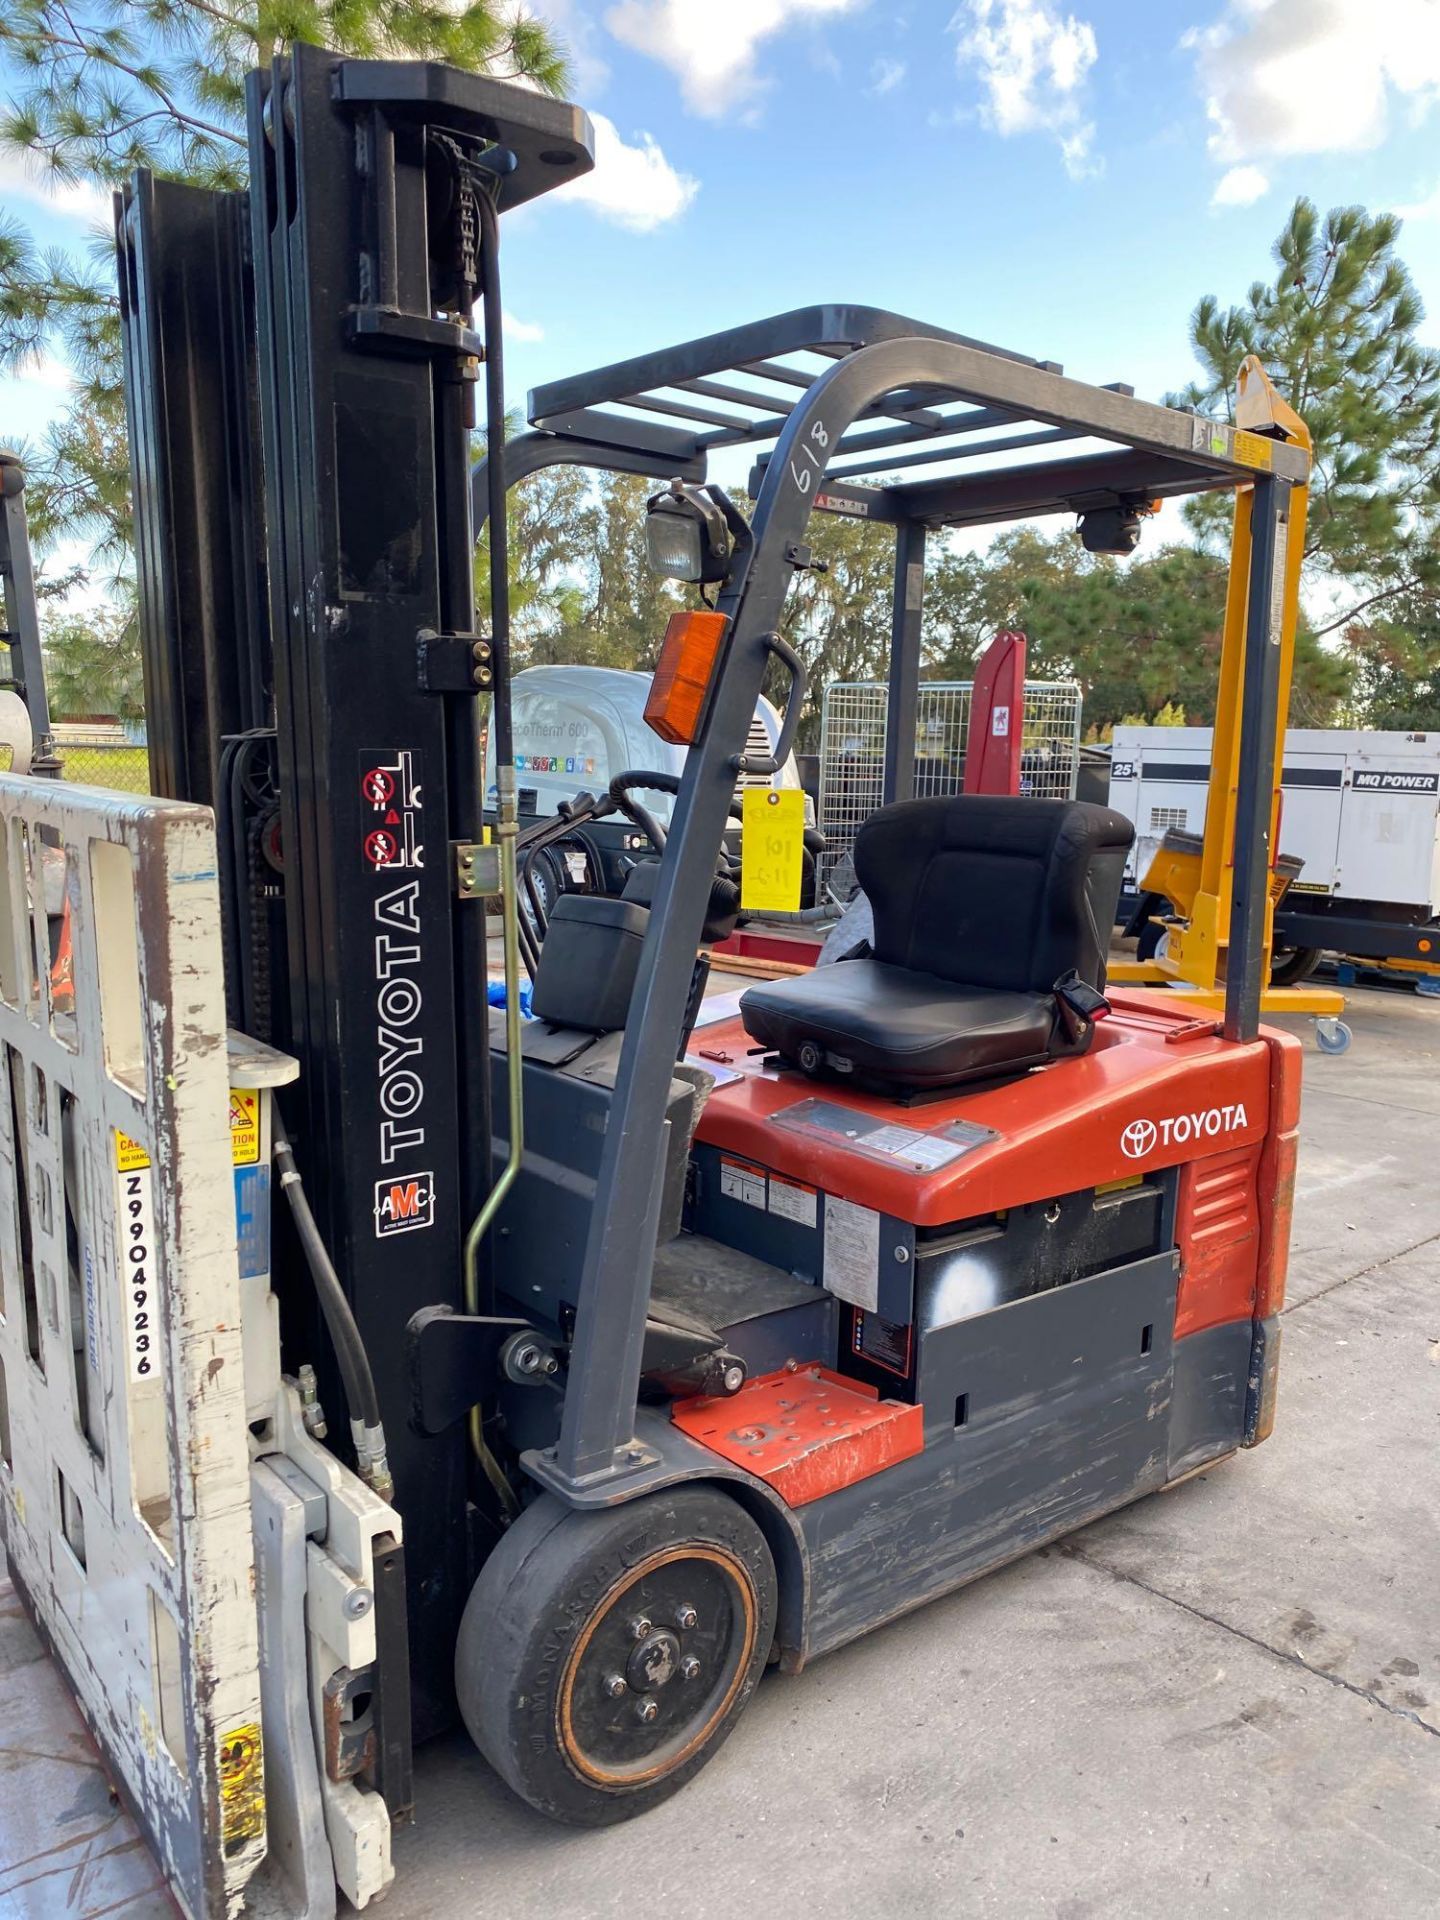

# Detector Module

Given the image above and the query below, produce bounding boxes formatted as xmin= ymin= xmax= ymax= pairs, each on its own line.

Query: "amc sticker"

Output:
xmin=113 ymin=1131 xmax=160 ymax=1384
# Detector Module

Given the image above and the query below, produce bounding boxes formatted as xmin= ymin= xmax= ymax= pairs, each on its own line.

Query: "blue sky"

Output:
xmin=4 ymin=0 xmax=1440 ymax=573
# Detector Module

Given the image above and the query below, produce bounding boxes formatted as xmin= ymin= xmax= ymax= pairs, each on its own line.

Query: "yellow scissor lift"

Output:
xmin=1108 ymin=358 xmax=1351 ymax=1052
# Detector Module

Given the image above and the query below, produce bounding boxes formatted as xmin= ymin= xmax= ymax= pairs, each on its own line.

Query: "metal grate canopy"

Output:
xmin=526 ymin=304 xmax=1308 ymax=532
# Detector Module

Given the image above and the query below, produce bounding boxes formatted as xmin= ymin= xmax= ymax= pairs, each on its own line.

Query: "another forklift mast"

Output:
xmin=0 ymin=451 xmax=60 ymax=774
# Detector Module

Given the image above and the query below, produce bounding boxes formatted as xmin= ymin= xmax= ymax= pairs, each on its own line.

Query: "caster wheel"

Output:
xmin=457 ymin=1486 xmax=776 ymax=1826
xmin=796 ymin=1038 xmax=824 ymax=1076
xmin=1315 ymin=1018 xmax=1351 ymax=1055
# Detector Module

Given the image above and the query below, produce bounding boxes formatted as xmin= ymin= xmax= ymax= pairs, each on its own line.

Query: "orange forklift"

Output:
xmin=1 ymin=47 xmax=1305 ymax=1913
xmin=455 ymin=314 xmax=1305 ymax=1823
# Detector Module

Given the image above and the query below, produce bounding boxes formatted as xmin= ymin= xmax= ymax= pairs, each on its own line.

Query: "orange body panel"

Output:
xmin=692 ymin=990 xmax=1287 ymax=1228
xmin=1255 ymin=1026 xmax=1303 ymax=1318
xmin=1174 ymin=1145 xmax=1261 ymax=1337
xmin=670 ymin=1365 xmax=924 ymax=1507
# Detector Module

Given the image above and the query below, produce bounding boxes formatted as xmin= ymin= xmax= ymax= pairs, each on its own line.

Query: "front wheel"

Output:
xmin=1137 ymin=918 xmax=1169 ymax=964
xmin=1270 ymin=944 xmax=1321 ymax=987
xmin=456 ymin=1485 xmax=777 ymax=1826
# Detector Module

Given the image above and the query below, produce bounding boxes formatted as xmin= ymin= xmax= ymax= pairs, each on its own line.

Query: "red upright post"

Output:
xmin=963 ymin=630 xmax=1026 ymax=794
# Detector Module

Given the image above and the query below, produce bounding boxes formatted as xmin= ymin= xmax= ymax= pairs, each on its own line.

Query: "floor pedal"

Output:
xmin=671 ymin=1364 xmax=923 ymax=1506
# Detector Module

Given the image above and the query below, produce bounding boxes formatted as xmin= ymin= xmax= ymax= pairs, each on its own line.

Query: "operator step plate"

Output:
xmin=671 ymin=1364 xmax=923 ymax=1506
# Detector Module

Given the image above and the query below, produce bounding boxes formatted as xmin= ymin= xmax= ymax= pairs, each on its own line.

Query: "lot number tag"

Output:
xmin=741 ymin=788 xmax=805 ymax=913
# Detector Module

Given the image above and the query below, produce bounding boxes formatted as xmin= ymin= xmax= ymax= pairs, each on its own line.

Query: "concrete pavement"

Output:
xmin=2 ymin=980 xmax=1436 ymax=1918
xmin=383 ymin=983 xmax=1440 ymax=1920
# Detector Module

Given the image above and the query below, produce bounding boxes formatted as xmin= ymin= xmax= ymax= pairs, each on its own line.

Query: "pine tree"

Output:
xmin=1174 ymin=198 xmax=1440 ymax=645
xmin=0 ymin=1 xmax=567 ymax=586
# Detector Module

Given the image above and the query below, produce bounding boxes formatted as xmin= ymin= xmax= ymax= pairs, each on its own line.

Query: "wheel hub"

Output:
xmin=626 ymin=1628 xmax=682 ymax=1692
xmin=558 ymin=1545 xmax=757 ymax=1786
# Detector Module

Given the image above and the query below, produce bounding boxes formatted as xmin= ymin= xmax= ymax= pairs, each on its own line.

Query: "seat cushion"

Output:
xmin=740 ymin=958 xmax=1055 ymax=1090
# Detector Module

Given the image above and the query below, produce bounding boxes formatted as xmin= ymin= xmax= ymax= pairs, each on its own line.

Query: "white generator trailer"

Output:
xmin=1109 ymin=725 xmax=1440 ymax=982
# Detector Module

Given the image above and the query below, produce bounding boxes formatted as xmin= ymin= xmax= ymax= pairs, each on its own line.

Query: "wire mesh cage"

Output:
xmin=818 ymin=679 xmax=1082 ymax=898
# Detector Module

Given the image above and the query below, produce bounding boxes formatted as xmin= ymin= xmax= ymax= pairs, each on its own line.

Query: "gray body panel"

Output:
xmin=803 ymin=1252 xmax=1179 ymax=1657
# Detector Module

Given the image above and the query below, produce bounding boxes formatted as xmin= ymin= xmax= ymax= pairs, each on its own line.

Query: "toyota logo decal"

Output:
xmin=1121 ymin=1118 xmax=1157 ymax=1160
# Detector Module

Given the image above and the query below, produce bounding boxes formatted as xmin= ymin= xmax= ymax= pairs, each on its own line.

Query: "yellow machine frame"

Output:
xmin=1108 ymin=357 xmax=1345 ymax=1024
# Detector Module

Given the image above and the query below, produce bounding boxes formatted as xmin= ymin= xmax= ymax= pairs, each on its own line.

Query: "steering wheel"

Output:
xmin=608 ymin=770 xmax=678 ymax=856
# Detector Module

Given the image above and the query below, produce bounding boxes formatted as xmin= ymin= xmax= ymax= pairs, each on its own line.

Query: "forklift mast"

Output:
xmin=119 ymin=44 xmax=594 ymax=1735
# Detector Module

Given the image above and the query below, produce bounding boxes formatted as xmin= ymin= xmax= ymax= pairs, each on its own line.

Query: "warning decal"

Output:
xmin=218 ymin=1721 xmax=266 ymax=1853
xmin=115 ymin=1131 xmax=150 ymax=1173
xmin=359 ymin=748 xmax=424 ymax=871
xmin=720 ymin=1157 xmax=767 ymax=1211
xmin=768 ymin=1175 xmax=818 ymax=1229
xmin=823 ymin=1197 xmax=880 ymax=1313
xmin=229 ymin=1089 xmax=259 ymax=1166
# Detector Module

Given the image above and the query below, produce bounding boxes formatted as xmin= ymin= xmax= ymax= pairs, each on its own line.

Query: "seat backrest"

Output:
xmin=854 ymin=795 xmax=1134 ymax=994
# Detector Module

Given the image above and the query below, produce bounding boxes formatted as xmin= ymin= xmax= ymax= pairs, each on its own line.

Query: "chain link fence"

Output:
xmin=43 ymin=725 xmax=153 ymax=792
xmin=818 ymin=679 xmax=1083 ymax=898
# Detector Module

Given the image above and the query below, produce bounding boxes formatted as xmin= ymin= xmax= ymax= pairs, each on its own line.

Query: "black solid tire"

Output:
xmin=1136 ymin=917 xmax=1167 ymax=962
xmin=1270 ymin=944 xmax=1322 ymax=987
xmin=456 ymin=1485 xmax=777 ymax=1827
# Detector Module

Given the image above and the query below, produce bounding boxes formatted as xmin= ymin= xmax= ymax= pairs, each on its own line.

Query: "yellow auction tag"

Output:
xmin=741 ymin=788 xmax=805 ymax=913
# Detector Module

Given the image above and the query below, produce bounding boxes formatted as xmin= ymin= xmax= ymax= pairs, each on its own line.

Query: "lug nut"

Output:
xmin=630 ymin=1616 xmax=653 ymax=1641
xmin=680 ymin=1656 xmax=701 ymax=1682
xmin=603 ymin=1673 xmax=627 ymax=1698
xmin=674 ymin=1604 xmax=698 ymax=1631
xmin=635 ymin=1698 xmax=659 ymax=1724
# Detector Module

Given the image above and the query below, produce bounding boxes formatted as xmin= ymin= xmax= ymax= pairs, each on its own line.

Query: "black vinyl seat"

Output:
xmin=739 ymin=796 xmax=1134 ymax=1092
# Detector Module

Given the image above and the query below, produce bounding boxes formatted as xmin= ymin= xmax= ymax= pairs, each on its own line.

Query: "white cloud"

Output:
xmin=1186 ymin=0 xmax=1440 ymax=176
xmin=0 ymin=149 xmax=112 ymax=225
xmin=1211 ymin=161 xmax=1270 ymax=207
xmin=950 ymin=0 xmax=1100 ymax=179
xmin=869 ymin=56 xmax=907 ymax=96
xmin=604 ymin=0 xmax=866 ymax=118
xmin=558 ymin=111 xmax=699 ymax=231
xmin=503 ymin=310 xmax=545 ymax=343
xmin=1396 ymin=180 xmax=1440 ymax=221
xmin=533 ymin=0 xmax=613 ymax=98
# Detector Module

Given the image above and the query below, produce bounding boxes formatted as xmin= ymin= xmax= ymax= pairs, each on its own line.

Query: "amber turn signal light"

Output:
xmin=644 ymin=609 xmax=729 ymax=746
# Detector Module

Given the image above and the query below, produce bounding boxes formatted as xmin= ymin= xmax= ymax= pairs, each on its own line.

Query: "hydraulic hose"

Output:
xmin=462 ymin=181 xmax=523 ymax=1517
xmin=273 ymin=1109 xmax=393 ymax=1503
